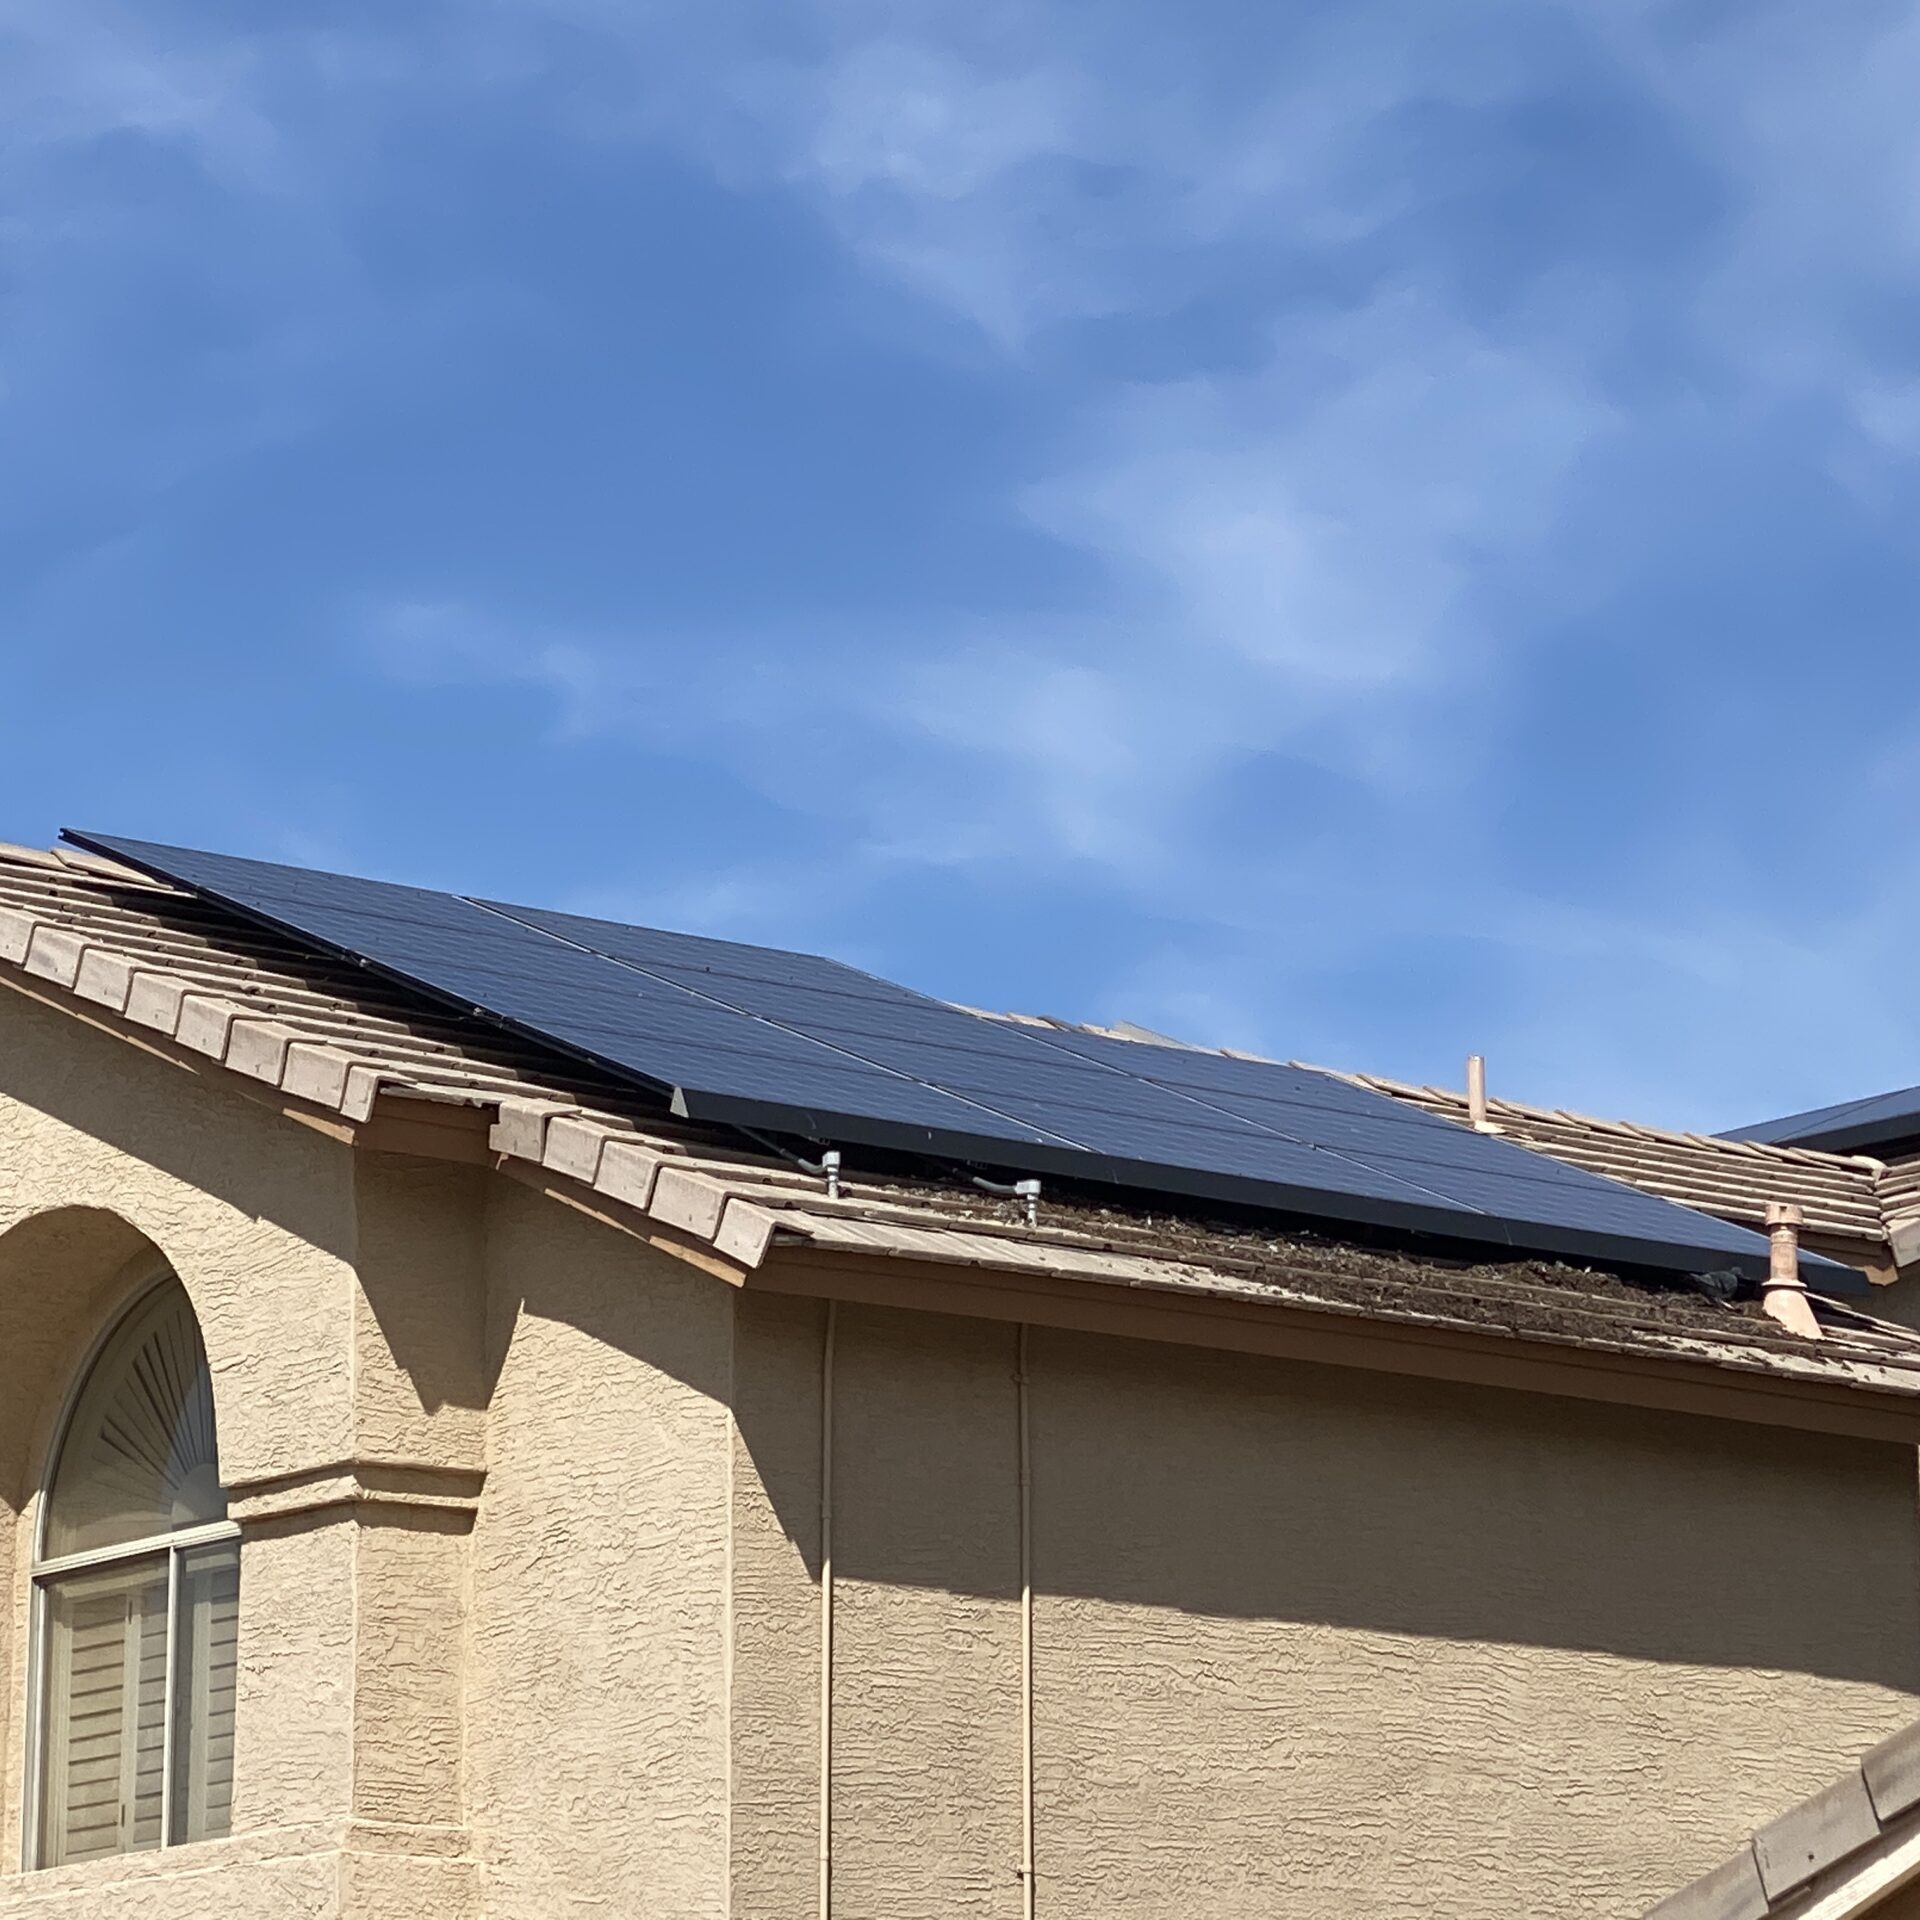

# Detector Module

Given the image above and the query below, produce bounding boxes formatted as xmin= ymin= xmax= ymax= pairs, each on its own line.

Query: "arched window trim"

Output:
xmin=22 ymin=1267 xmax=241 ymax=1872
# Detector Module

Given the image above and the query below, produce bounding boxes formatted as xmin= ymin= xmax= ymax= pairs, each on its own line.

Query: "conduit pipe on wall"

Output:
xmin=820 ymin=1298 xmax=838 ymax=1920
xmin=1761 ymin=1201 xmax=1823 ymax=1341
xmin=1017 ymin=1324 xmax=1036 ymax=1919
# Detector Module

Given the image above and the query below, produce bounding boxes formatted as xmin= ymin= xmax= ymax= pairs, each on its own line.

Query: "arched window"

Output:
xmin=29 ymin=1277 xmax=239 ymax=1869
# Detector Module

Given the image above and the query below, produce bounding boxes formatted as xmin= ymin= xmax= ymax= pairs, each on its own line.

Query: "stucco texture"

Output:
xmin=0 ymin=989 xmax=480 ymax=1918
xmin=727 ymin=1291 xmax=826 ymax=1918
xmin=4 ymin=976 xmax=1920 ymax=1920
xmin=464 ymin=1181 xmax=733 ymax=1920
xmin=829 ymin=1307 xmax=1024 ymax=1920
xmin=1026 ymin=1329 xmax=1920 ymax=1918
xmin=729 ymin=1298 xmax=1920 ymax=1920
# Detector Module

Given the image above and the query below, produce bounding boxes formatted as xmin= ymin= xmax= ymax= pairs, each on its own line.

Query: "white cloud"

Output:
xmin=348 ymin=8 xmax=1645 ymax=1080
xmin=368 ymin=275 xmax=1610 ymax=885
xmin=1591 ymin=2 xmax=1920 ymax=462
xmin=1024 ymin=295 xmax=1610 ymax=686
xmin=26 ymin=0 xmax=1920 ymax=1125
xmin=0 ymin=0 xmax=280 ymax=186
xmin=685 ymin=1 xmax=1554 ymax=345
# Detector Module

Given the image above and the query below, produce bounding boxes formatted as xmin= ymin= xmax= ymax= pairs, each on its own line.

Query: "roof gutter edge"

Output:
xmin=751 ymin=1242 xmax=1920 ymax=1446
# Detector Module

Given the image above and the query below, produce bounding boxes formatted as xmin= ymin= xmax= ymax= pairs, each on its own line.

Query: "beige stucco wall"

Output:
xmin=728 ymin=1297 xmax=1920 ymax=1920
xmin=4 ymin=976 xmax=1920 ymax=1920
xmin=0 ymin=989 xmax=481 ymax=1919
xmin=1032 ymin=1329 xmax=1920 ymax=1918
xmin=727 ymin=1290 xmax=825 ymax=1916
xmin=0 ymin=986 xmax=742 ymax=1920
xmin=464 ymin=1179 xmax=733 ymax=1919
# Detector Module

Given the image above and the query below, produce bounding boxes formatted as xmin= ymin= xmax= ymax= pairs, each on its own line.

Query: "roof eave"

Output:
xmin=753 ymin=1239 xmax=1920 ymax=1447
xmin=7 ymin=850 xmax=1920 ymax=1434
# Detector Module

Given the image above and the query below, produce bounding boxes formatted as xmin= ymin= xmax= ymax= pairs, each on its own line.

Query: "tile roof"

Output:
xmin=5 ymin=841 xmax=1920 ymax=1404
xmin=968 ymin=1012 xmax=1916 ymax=1268
xmin=1336 ymin=1069 xmax=1897 ymax=1256
xmin=1646 ymin=1717 xmax=1920 ymax=1918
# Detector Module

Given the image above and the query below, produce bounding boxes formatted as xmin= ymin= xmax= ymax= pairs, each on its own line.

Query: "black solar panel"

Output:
xmin=67 ymin=831 xmax=1856 ymax=1287
xmin=1725 ymin=1084 xmax=1920 ymax=1156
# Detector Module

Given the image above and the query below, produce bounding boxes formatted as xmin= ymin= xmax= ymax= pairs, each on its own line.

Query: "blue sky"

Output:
xmin=5 ymin=0 xmax=1919 ymax=1132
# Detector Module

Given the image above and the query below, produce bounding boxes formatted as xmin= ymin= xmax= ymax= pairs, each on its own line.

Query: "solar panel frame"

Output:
xmin=65 ymin=831 xmax=1854 ymax=1288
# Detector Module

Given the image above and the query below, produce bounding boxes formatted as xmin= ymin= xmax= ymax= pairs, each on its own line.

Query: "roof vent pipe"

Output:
xmin=1466 ymin=1056 xmax=1501 ymax=1133
xmin=1760 ymin=1201 xmax=1823 ymax=1340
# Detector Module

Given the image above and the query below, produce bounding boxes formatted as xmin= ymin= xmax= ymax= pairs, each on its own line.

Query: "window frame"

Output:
xmin=21 ymin=1272 xmax=241 ymax=1872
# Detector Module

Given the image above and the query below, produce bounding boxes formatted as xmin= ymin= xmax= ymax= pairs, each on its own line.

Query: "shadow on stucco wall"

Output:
xmin=0 ymin=990 xmax=353 ymax=1263
xmin=0 ymin=1208 xmax=163 ymax=1511
xmin=736 ymin=1301 xmax=1920 ymax=1692
xmin=353 ymin=1154 xmax=494 ymax=1424
xmin=481 ymin=1176 xmax=734 ymax=1417
xmin=7 ymin=990 xmax=1914 ymax=1699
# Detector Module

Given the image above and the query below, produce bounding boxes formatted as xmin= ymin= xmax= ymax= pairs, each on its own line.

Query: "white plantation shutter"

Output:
xmin=32 ymin=1276 xmax=239 ymax=1870
xmin=133 ymin=1584 xmax=168 ymax=1849
xmin=172 ymin=1546 xmax=240 ymax=1844
xmin=47 ymin=1586 xmax=130 ymax=1865
xmin=40 ymin=1565 xmax=168 ymax=1866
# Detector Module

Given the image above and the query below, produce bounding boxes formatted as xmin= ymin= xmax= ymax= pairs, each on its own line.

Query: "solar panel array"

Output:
xmin=68 ymin=831 xmax=1843 ymax=1285
xmin=1727 ymin=1084 xmax=1920 ymax=1156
